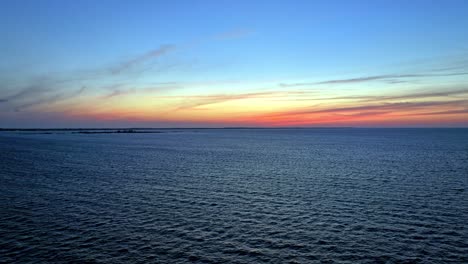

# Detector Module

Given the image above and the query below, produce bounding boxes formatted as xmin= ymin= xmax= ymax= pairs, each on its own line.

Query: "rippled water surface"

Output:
xmin=1 ymin=128 xmax=467 ymax=263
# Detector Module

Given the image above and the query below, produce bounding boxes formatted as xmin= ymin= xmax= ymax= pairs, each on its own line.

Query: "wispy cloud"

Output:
xmin=174 ymin=92 xmax=276 ymax=110
xmin=280 ymin=72 xmax=468 ymax=87
xmin=250 ymin=99 xmax=468 ymax=127
xmin=171 ymin=90 xmax=311 ymax=111
xmin=2 ymin=35 xmax=468 ymax=127
xmin=13 ymin=86 xmax=87 ymax=112
xmin=99 ymin=82 xmax=182 ymax=100
xmin=110 ymin=45 xmax=176 ymax=75
xmin=290 ymin=87 xmax=468 ymax=102
xmin=271 ymin=100 xmax=467 ymax=116
xmin=404 ymin=109 xmax=468 ymax=116
xmin=364 ymin=88 xmax=468 ymax=102
xmin=0 ymin=85 xmax=52 ymax=103
xmin=0 ymin=44 xmax=181 ymax=111
xmin=1 ymin=30 xmax=265 ymax=121
xmin=253 ymin=99 xmax=468 ymax=127
xmin=102 ymin=88 xmax=134 ymax=99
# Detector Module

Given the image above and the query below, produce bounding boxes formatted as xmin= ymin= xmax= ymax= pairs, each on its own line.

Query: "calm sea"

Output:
xmin=1 ymin=128 xmax=467 ymax=263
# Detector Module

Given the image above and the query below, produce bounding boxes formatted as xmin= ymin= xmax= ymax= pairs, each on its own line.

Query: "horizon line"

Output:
xmin=1 ymin=126 xmax=468 ymax=131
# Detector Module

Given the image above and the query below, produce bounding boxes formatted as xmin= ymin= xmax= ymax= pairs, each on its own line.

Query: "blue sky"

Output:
xmin=1 ymin=0 xmax=468 ymax=127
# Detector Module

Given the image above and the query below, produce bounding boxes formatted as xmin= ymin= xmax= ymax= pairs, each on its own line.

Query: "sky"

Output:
xmin=1 ymin=0 xmax=468 ymax=128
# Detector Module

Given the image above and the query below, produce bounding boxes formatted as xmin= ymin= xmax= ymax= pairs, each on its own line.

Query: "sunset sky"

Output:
xmin=1 ymin=0 xmax=468 ymax=128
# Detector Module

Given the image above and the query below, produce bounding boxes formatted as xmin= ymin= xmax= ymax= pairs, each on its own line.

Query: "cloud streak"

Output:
xmin=13 ymin=86 xmax=87 ymax=112
xmin=280 ymin=72 xmax=468 ymax=87
xmin=174 ymin=92 xmax=277 ymax=110
xmin=269 ymin=100 xmax=467 ymax=116
xmin=250 ymin=99 xmax=468 ymax=127
xmin=0 ymin=85 xmax=52 ymax=103
xmin=110 ymin=45 xmax=176 ymax=75
xmin=171 ymin=90 xmax=313 ymax=111
xmin=0 ymin=44 xmax=180 ymax=112
xmin=289 ymin=87 xmax=468 ymax=103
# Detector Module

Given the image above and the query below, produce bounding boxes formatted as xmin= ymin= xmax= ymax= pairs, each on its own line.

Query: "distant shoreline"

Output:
xmin=0 ymin=127 xmax=354 ymax=132
xmin=1 ymin=127 xmax=467 ymax=132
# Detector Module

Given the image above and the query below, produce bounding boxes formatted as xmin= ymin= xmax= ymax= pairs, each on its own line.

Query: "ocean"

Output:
xmin=1 ymin=128 xmax=467 ymax=263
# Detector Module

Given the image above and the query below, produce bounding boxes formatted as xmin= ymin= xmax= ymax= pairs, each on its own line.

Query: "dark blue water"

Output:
xmin=1 ymin=128 xmax=467 ymax=263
